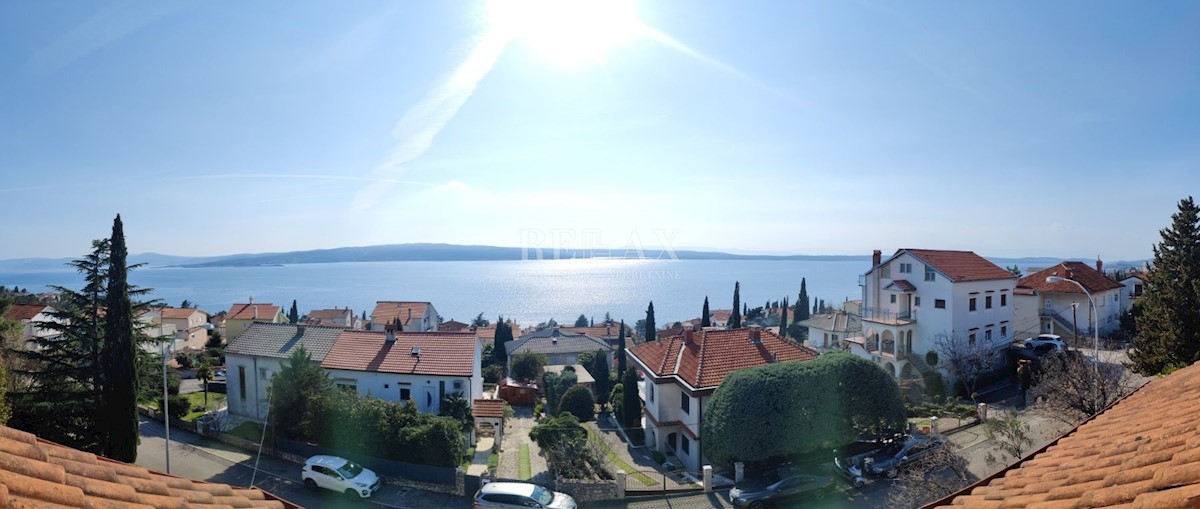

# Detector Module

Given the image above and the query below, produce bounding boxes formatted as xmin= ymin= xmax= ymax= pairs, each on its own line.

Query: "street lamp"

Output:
xmin=160 ymin=320 xmax=172 ymax=475
xmin=1046 ymin=275 xmax=1100 ymax=367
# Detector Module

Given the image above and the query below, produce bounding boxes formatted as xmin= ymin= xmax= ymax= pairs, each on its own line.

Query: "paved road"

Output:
xmin=136 ymin=417 xmax=470 ymax=509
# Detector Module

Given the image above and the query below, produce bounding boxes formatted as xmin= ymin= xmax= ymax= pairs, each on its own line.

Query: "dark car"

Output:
xmin=728 ymin=465 xmax=836 ymax=508
xmin=834 ymin=434 xmax=945 ymax=487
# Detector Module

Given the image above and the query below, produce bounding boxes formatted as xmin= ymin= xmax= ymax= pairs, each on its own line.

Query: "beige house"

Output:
xmin=161 ymin=307 xmax=210 ymax=350
xmin=368 ymin=301 xmax=438 ymax=332
xmin=224 ymin=300 xmax=286 ymax=340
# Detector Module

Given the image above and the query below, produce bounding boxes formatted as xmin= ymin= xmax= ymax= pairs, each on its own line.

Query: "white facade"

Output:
xmin=226 ymin=353 xmax=283 ymax=420
xmin=858 ymin=251 xmax=1016 ymax=378
xmin=641 ymin=377 xmax=708 ymax=472
xmin=1012 ymin=288 xmax=1123 ymax=341
xmin=1119 ymin=275 xmax=1146 ymax=314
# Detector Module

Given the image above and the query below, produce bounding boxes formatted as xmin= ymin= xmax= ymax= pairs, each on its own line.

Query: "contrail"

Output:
xmin=354 ymin=28 xmax=512 ymax=211
xmin=637 ymin=24 xmax=798 ymax=104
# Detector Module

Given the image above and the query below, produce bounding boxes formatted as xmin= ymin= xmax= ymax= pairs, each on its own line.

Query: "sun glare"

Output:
xmin=487 ymin=0 xmax=642 ymax=68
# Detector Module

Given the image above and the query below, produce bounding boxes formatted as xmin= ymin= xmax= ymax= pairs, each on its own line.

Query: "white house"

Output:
xmin=320 ymin=329 xmax=483 ymax=415
xmin=799 ymin=311 xmax=861 ymax=350
xmin=224 ymin=323 xmax=344 ymax=421
xmin=368 ymin=301 xmax=438 ymax=332
xmin=1119 ymin=271 xmax=1148 ymax=314
xmin=1013 ymin=261 xmax=1125 ymax=342
xmin=856 ymin=248 xmax=1017 ymax=379
xmin=626 ymin=327 xmax=820 ymax=472
xmin=2 ymin=303 xmax=63 ymax=349
xmin=160 ymin=307 xmax=210 ymax=350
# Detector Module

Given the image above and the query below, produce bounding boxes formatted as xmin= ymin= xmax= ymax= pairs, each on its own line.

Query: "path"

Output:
xmin=467 ymin=437 xmax=494 ymax=476
xmin=496 ymin=407 xmax=551 ymax=484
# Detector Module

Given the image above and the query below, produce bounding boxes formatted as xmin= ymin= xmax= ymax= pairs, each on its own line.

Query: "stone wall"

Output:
xmin=556 ymin=478 xmax=619 ymax=502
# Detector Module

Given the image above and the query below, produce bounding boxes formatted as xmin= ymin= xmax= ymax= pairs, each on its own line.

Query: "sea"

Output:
xmin=0 ymin=259 xmax=870 ymax=326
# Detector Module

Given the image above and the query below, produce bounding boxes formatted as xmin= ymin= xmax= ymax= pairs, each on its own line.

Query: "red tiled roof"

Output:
xmin=227 ymin=302 xmax=281 ymax=321
xmin=160 ymin=307 xmax=204 ymax=320
xmin=0 ymin=425 xmax=297 ymax=508
xmin=628 ymin=329 xmax=819 ymax=390
xmin=3 ymin=304 xmax=46 ymax=322
xmin=439 ymin=320 xmax=470 ymax=332
xmin=886 ymin=279 xmax=917 ymax=292
xmin=898 ymin=249 xmax=1015 ymax=282
xmin=307 ymin=308 xmax=351 ymax=320
xmin=322 ymin=330 xmax=476 ymax=377
xmin=1017 ymin=261 xmax=1124 ymax=294
xmin=370 ymin=301 xmax=430 ymax=325
xmin=472 ymin=399 xmax=505 ymax=419
xmin=711 ymin=310 xmax=732 ymax=321
xmin=932 ymin=360 xmax=1200 ymax=509
xmin=302 ymin=318 xmax=349 ymax=328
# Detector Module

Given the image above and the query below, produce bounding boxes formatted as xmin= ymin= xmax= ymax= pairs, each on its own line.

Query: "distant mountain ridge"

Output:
xmin=0 ymin=243 xmax=1148 ymax=270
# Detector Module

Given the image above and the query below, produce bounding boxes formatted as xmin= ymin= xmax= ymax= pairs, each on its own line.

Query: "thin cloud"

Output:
xmin=639 ymin=25 xmax=798 ymax=104
xmin=29 ymin=0 xmax=187 ymax=73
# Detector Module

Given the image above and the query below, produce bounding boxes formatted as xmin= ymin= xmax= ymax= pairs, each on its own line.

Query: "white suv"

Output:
xmin=473 ymin=481 xmax=577 ymax=509
xmin=301 ymin=455 xmax=381 ymax=498
xmin=1022 ymin=334 xmax=1066 ymax=353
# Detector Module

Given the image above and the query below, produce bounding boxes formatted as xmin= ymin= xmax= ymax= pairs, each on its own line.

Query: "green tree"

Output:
xmin=542 ymin=368 xmax=577 ymax=416
xmin=180 ymin=299 xmax=192 ymax=309
xmin=574 ymin=314 xmax=589 ymax=327
xmin=644 ymin=302 xmax=656 ymax=341
xmin=590 ymin=350 xmax=611 ymax=408
xmin=288 ymin=300 xmax=299 ymax=324
xmin=509 ymin=352 xmax=544 ymax=383
xmin=702 ymin=352 xmax=906 ymax=466
xmin=196 ymin=361 xmax=213 ymax=409
xmin=268 ymin=345 xmax=335 ymax=441
xmin=731 ymin=282 xmax=742 ymax=329
xmin=701 ymin=297 xmax=711 ymax=327
xmin=616 ymin=320 xmax=627 ymax=374
xmin=493 ymin=320 xmax=512 ymax=365
xmin=1131 ymin=196 xmax=1200 ymax=375
xmin=797 ymin=278 xmax=810 ymax=322
xmin=560 ymin=385 xmax=595 ymax=422
xmin=610 ymin=383 xmax=625 ymax=424
xmin=620 ymin=367 xmax=641 ymax=433
xmin=779 ymin=296 xmax=789 ymax=339
xmin=0 ymin=297 xmax=19 ymax=425
xmin=439 ymin=394 xmax=474 ymax=432
xmin=472 ymin=313 xmax=490 ymax=327
xmin=99 ymin=216 xmax=139 ymax=462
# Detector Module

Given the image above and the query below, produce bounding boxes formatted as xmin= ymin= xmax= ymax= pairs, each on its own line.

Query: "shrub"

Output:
xmin=924 ymin=371 xmax=947 ymax=399
xmin=174 ymin=352 xmax=196 ymax=369
xmin=650 ymin=450 xmax=666 ymax=464
xmin=159 ymin=394 xmax=189 ymax=420
xmin=610 ymin=383 xmax=624 ymax=424
xmin=510 ymin=352 xmax=545 ymax=383
xmin=559 ymin=385 xmax=595 ymax=422
xmin=483 ymin=364 xmax=505 ymax=384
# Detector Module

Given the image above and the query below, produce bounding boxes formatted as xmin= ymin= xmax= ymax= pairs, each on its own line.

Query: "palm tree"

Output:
xmin=195 ymin=362 xmax=213 ymax=409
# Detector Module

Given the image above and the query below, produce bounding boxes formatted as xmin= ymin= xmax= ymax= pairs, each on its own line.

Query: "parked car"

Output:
xmin=728 ymin=465 xmax=836 ymax=508
xmin=301 ymin=455 xmax=380 ymax=498
xmin=1021 ymin=334 xmax=1066 ymax=352
xmin=473 ymin=481 xmax=577 ymax=509
xmin=834 ymin=434 xmax=946 ymax=486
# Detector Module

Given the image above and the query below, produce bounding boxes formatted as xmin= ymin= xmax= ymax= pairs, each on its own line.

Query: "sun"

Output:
xmin=487 ymin=0 xmax=643 ymax=68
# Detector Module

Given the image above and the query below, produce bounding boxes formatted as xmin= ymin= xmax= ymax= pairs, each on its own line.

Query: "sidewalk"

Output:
xmin=467 ymin=437 xmax=494 ymax=476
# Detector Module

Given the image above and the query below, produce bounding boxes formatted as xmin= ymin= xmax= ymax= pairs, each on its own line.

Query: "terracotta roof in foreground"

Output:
xmin=322 ymin=330 xmax=477 ymax=377
xmin=1018 ymin=261 xmax=1124 ymax=294
xmin=0 ymin=425 xmax=297 ymax=508
xmin=628 ymin=328 xmax=819 ymax=390
xmin=897 ymin=249 xmax=1016 ymax=282
xmin=931 ymin=360 xmax=1200 ymax=508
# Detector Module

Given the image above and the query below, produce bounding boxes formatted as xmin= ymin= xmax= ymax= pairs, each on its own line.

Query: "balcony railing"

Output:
xmin=861 ymin=307 xmax=916 ymax=324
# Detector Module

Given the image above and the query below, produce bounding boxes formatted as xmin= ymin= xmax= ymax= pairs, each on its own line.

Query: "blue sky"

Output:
xmin=1 ymin=1 xmax=1197 ymax=261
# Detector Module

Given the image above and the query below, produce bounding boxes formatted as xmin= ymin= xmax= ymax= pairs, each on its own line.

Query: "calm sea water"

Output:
xmin=0 ymin=259 xmax=867 ymax=326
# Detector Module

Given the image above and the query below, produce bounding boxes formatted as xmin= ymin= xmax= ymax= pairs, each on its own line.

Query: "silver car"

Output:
xmin=473 ymin=481 xmax=577 ymax=509
xmin=301 ymin=455 xmax=381 ymax=498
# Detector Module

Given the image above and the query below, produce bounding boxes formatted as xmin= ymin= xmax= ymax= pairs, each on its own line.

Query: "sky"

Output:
xmin=1 ymin=0 xmax=1198 ymax=261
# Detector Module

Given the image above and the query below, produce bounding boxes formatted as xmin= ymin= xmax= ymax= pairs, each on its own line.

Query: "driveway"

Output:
xmin=495 ymin=406 xmax=551 ymax=484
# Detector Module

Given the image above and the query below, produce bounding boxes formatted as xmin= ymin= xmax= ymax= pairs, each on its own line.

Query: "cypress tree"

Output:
xmin=617 ymin=320 xmax=627 ymax=374
xmin=621 ymin=367 xmax=641 ymax=432
xmin=494 ymin=320 xmax=511 ymax=365
xmin=288 ymin=300 xmax=299 ymax=324
xmin=644 ymin=302 xmax=656 ymax=342
xmin=591 ymin=351 xmax=611 ymax=407
xmin=813 ymin=300 xmax=819 ymax=315
xmin=731 ymin=282 xmax=742 ymax=329
xmin=1131 ymin=197 xmax=1200 ymax=375
xmin=701 ymin=297 xmax=711 ymax=327
xmin=780 ymin=296 xmax=789 ymax=339
xmin=797 ymin=278 xmax=810 ymax=322
xmin=99 ymin=215 xmax=138 ymax=462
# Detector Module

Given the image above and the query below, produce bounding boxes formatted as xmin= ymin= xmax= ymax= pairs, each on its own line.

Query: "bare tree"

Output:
xmin=933 ymin=332 xmax=1004 ymax=399
xmin=983 ymin=411 xmax=1034 ymax=468
xmin=887 ymin=440 xmax=974 ymax=509
xmin=1030 ymin=350 xmax=1140 ymax=426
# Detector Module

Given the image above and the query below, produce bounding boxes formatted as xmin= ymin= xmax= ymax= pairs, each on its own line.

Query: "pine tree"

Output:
xmin=780 ymin=296 xmax=789 ymax=339
xmin=617 ymin=320 xmax=628 ymax=374
xmin=575 ymin=314 xmax=589 ymax=327
xmin=701 ymin=297 xmax=711 ymax=327
xmin=1131 ymin=197 xmax=1200 ymax=375
xmin=731 ymin=282 xmax=742 ymax=329
xmin=797 ymin=278 xmax=810 ymax=322
xmin=288 ymin=300 xmax=299 ymax=324
xmin=98 ymin=216 xmax=139 ymax=462
xmin=644 ymin=302 xmax=656 ymax=342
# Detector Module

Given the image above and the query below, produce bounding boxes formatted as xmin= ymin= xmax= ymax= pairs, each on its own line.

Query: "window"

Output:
xmin=259 ymin=367 xmax=269 ymax=380
xmin=1001 ymin=293 xmax=1008 ymax=307
xmin=400 ymin=385 xmax=412 ymax=402
xmin=453 ymin=380 xmax=463 ymax=393
xmin=881 ymin=265 xmax=891 ymax=278
xmin=890 ymin=294 xmax=897 ymax=304
xmin=969 ymin=333 xmax=977 ymax=344
xmin=935 ymin=299 xmax=946 ymax=309
xmin=985 ymin=296 xmax=993 ymax=309
xmin=336 ymin=380 xmax=357 ymax=392
xmin=238 ymin=366 xmax=246 ymax=399
xmin=899 ymin=262 xmax=912 ymax=274
xmin=914 ymin=297 xmax=921 ymax=306
xmin=969 ymin=298 xmax=977 ymax=311
xmin=681 ymin=436 xmax=691 ymax=455
xmin=925 ymin=265 xmax=936 ymax=282
xmin=985 ymin=329 xmax=993 ymax=342
xmin=681 ymin=393 xmax=690 ymax=414
xmin=1001 ymin=325 xmax=1007 ymax=338
xmin=648 ymin=383 xmax=655 ymax=402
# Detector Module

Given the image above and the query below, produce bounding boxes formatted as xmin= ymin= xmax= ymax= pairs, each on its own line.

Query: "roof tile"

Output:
xmin=628 ymin=329 xmax=819 ymax=389
xmin=896 ymin=249 xmax=1016 ymax=282
xmin=1018 ymin=261 xmax=1124 ymax=294
xmin=321 ymin=330 xmax=477 ymax=377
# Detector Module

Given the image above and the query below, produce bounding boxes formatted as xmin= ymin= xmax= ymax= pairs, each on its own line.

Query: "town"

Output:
xmin=2 ymin=196 xmax=1198 ymax=508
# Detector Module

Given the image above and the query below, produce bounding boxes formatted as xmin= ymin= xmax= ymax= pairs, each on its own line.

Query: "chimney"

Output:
xmin=872 ymin=250 xmax=882 ymax=267
xmin=748 ymin=327 xmax=762 ymax=344
xmin=297 ymin=324 xmax=306 ymax=335
xmin=253 ymin=305 xmax=258 ymax=320
xmin=684 ymin=329 xmax=695 ymax=345
xmin=1096 ymin=258 xmax=1103 ymax=273
xmin=386 ymin=326 xmax=396 ymax=343
xmin=771 ymin=352 xmax=779 ymax=363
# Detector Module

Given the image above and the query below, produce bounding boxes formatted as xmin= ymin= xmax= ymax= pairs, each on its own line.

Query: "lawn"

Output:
xmin=462 ymin=447 xmax=475 ymax=469
xmin=180 ymin=392 xmax=227 ymax=422
xmin=518 ymin=444 xmax=531 ymax=480
xmin=586 ymin=426 xmax=656 ymax=486
xmin=228 ymin=421 xmax=267 ymax=443
xmin=487 ymin=452 xmax=499 ymax=473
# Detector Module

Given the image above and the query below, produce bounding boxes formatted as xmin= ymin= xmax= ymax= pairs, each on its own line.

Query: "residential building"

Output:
xmin=857 ymin=248 xmax=1017 ymax=379
xmin=224 ymin=300 xmax=286 ymax=340
xmin=0 ymin=424 xmax=297 ymax=508
xmin=561 ymin=323 xmax=633 ymax=347
xmin=320 ymin=329 xmax=483 ymax=415
xmin=2 ymin=303 xmax=62 ymax=348
xmin=224 ymin=323 xmax=344 ymax=420
xmin=505 ymin=328 xmax=613 ymax=371
xmin=137 ymin=308 xmax=183 ymax=353
xmin=368 ymin=301 xmax=438 ymax=332
xmin=931 ymin=359 xmax=1200 ymax=508
xmin=1119 ymin=270 xmax=1148 ymax=314
xmin=160 ymin=307 xmax=210 ymax=350
xmin=626 ymin=327 xmax=820 ymax=472
xmin=543 ymin=364 xmax=595 ymax=390
xmin=439 ymin=319 xmax=470 ymax=332
xmin=709 ymin=310 xmax=732 ymax=328
xmin=799 ymin=310 xmax=861 ymax=350
xmin=1013 ymin=261 xmax=1125 ymax=341
xmin=307 ymin=307 xmax=355 ymax=328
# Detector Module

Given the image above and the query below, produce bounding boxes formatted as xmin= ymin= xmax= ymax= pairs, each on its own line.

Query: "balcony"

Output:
xmin=861 ymin=306 xmax=916 ymax=325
